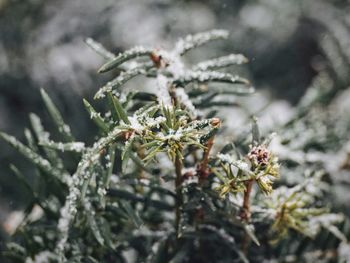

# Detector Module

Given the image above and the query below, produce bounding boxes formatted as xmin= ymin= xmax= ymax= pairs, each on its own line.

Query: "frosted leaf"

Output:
xmin=0 ymin=132 xmax=70 ymax=185
xmin=98 ymin=46 xmax=153 ymax=73
xmin=309 ymin=213 xmax=345 ymax=240
xmin=193 ymin=54 xmax=248 ymax=71
xmin=175 ymin=70 xmax=250 ymax=86
xmin=27 ymin=205 xmax=44 ymax=223
xmin=70 ymin=142 xmax=85 ymax=152
xmin=175 ymin=88 xmax=198 ymax=117
xmin=90 ymin=111 xmax=101 ymax=119
xmin=174 ymin=29 xmax=229 ymax=55
xmin=156 ymin=74 xmax=172 ymax=107
xmin=95 ymin=64 xmax=152 ymax=99
xmin=40 ymin=141 xmax=85 ymax=153
xmin=85 ymin=38 xmax=115 ymax=60
xmin=217 ymin=153 xmax=251 ymax=173
xmin=40 ymin=89 xmax=74 ymax=142
xmin=128 ymin=115 xmax=144 ymax=132
xmin=29 ymin=113 xmax=64 ymax=169
xmin=55 ymin=125 xmax=123 ymax=257
xmin=83 ymin=199 xmax=106 ymax=246
xmin=144 ymin=116 xmax=166 ymax=129
xmin=56 ymin=202 xmax=72 ymax=259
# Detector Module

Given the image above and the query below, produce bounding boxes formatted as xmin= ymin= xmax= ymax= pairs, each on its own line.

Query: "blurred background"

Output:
xmin=1 ymin=0 xmax=350 ymax=250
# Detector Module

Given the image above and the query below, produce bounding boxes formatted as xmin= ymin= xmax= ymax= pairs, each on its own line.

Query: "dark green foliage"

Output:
xmin=1 ymin=30 xmax=349 ymax=263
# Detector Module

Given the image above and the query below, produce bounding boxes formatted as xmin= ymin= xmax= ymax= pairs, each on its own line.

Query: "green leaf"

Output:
xmin=134 ymin=102 xmax=158 ymax=117
xmin=107 ymin=92 xmax=130 ymax=124
xmin=162 ymin=106 xmax=173 ymax=129
xmin=83 ymin=99 xmax=110 ymax=132
xmin=98 ymin=47 xmax=153 ymax=73
xmin=29 ymin=113 xmax=64 ymax=169
xmin=106 ymin=94 xmax=119 ymax=122
xmin=95 ymin=64 xmax=153 ymax=99
xmin=208 ymin=85 xmax=255 ymax=96
xmin=129 ymin=152 xmax=152 ymax=174
xmin=193 ymin=53 xmax=248 ymax=71
xmin=141 ymin=140 xmax=160 ymax=149
xmin=39 ymin=141 xmax=85 ymax=153
xmin=174 ymin=71 xmax=250 ymax=87
xmin=0 ymin=132 xmax=68 ymax=184
xmin=81 ymin=167 xmax=94 ymax=200
xmin=143 ymin=145 xmax=163 ymax=164
xmin=200 ymin=127 xmax=219 ymax=144
xmin=10 ymin=164 xmax=58 ymax=219
xmin=121 ymin=137 xmax=135 ymax=172
xmin=119 ymin=200 xmax=143 ymax=227
xmin=85 ymin=204 xmax=106 ymax=246
xmin=40 ymin=88 xmax=74 ymax=142
xmin=244 ymin=224 xmax=260 ymax=246
xmin=175 ymin=29 xmax=229 ymax=55
xmin=195 ymin=101 xmax=239 ymax=108
xmin=97 ymin=217 xmax=114 ymax=249
xmin=4 ymin=242 xmax=26 ymax=261
xmin=103 ymin=144 xmax=116 ymax=188
xmin=132 ymin=91 xmax=158 ymax=101
xmin=85 ymin=38 xmax=115 ymax=60
xmin=9 ymin=164 xmax=35 ymax=198
xmin=24 ymin=128 xmax=39 ymax=152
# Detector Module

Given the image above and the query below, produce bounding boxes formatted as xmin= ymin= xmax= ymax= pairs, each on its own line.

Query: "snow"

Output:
xmin=128 ymin=115 xmax=143 ymax=132
xmin=156 ymin=74 xmax=172 ymax=107
xmin=175 ymin=88 xmax=198 ymax=117
xmin=69 ymin=142 xmax=85 ymax=152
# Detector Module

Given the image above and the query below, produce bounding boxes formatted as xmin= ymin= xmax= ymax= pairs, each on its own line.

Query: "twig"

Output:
xmin=174 ymin=153 xmax=183 ymax=238
xmin=197 ymin=118 xmax=220 ymax=183
xmin=241 ymin=179 xmax=254 ymax=254
xmin=197 ymin=136 xmax=215 ymax=184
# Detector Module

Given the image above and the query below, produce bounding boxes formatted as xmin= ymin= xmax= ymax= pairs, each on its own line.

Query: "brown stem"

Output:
xmin=241 ymin=179 xmax=253 ymax=254
xmin=241 ymin=180 xmax=253 ymax=221
xmin=174 ymin=154 xmax=183 ymax=238
xmin=197 ymin=118 xmax=220 ymax=183
xmin=197 ymin=137 xmax=214 ymax=184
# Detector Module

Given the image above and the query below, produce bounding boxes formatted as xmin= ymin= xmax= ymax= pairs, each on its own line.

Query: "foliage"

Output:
xmin=1 ymin=30 xmax=348 ymax=263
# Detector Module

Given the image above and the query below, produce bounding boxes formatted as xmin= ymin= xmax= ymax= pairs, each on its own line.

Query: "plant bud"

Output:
xmin=210 ymin=118 xmax=221 ymax=128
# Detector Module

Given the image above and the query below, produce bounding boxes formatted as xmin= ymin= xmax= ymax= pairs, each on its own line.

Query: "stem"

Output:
xmin=174 ymin=153 xmax=183 ymax=238
xmin=241 ymin=179 xmax=253 ymax=254
xmin=241 ymin=180 xmax=253 ymax=221
xmin=197 ymin=118 xmax=220 ymax=183
xmin=197 ymin=136 xmax=214 ymax=184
